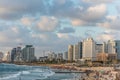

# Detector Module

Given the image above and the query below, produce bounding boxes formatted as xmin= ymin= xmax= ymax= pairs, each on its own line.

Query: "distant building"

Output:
xmin=107 ymin=40 xmax=120 ymax=60
xmin=73 ymin=44 xmax=79 ymax=61
xmin=11 ymin=48 xmax=17 ymax=62
xmin=57 ymin=53 xmax=63 ymax=60
xmin=63 ymin=52 xmax=68 ymax=60
xmin=39 ymin=56 xmax=48 ymax=62
xmin=14 ymin=47 xmax=22 ymax=62
xmin=82 ymin=37 xmax=96 ymax=61
xmin=72 ymin=42 xmax=82 ymax=61
xmin=48 ymin=52 xmax=57 ymax=61
xmin=97 ymin=53 xmax=117 ymax=62
xmin=114 ymin=40 xmax=120 ymax=60
xmin=22 ymin=45 xmax=35 ymax=62
xmin=103 ymin=42 xmax=108 ymax=53
xmin=107 ymin=40 xmax=116 ymax=54
xmin=96 ymin=44 xmax=103 ymax=54
xmin=78 ymin=42 xmax=82 ymax=59
xmin=68 ymin=45 xmax=73 ymax=61
xmin=0 ymin=52 xmax=3 ymax=62
xmin=97 ymin=53 xmax=108 ymax=62
xmin=11 ymin=47 xmax=22 ymax=62
xmin=6 ymin=52 xmax=11 ymax=62
xmin=108 ymin=53 xmax=117 ymax=61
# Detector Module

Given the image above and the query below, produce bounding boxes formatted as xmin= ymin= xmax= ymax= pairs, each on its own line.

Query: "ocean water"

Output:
xmin=0 ymin=63 xmax=76 ymax=80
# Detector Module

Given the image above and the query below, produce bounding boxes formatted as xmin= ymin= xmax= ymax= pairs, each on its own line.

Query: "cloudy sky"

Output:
xmin=0 ymin=0 xmax=120 ymax=57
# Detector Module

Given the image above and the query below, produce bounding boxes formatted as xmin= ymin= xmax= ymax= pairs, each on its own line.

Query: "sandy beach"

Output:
xmin=49 ymin=64 xmax=120 ymax=80
xmin=13 ymin=62 xmax=120 ymax=80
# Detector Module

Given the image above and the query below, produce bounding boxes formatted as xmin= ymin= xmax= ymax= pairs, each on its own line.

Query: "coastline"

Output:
xmin=3 ymin=62 xmax=120 ymax=80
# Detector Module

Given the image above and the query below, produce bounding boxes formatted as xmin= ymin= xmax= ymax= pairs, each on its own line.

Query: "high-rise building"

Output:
xmin=63 ymin=52 xmax=68 ymax=60
xmin=11 ymin=47 xmax=22 ymax=62
xmin=107 ymin=40 xmax=116 ymax=54
xmin=14 ymin=47 xmax=22 ymax=62
xmin=73 ymin=43 xmax=81 ymax=61
xmin=11 ymin=48 xmax=17 ymax=62
xmin=114 ymin=40 xmax=120 ymax=60
xmin=57 ymin=53 xmax=63 ymax=60
xmin=68 ymin=45 xmax=73 ymax=61
xmin=73 ymin=44 xmax=79 ymax=61
xmin=82 ymin=37 xmax=96 ymax=61
xmin=102 ymin=42 xmax=108 ymax=53
xmin=22 ymin=45 xmax=35 ymax=62
xmin=78 ymin=42 xmax=82 ymax=59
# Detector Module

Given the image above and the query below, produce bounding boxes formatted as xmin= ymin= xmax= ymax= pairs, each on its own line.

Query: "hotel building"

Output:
xmin=82 ymin=37 xmax=96 ymax=61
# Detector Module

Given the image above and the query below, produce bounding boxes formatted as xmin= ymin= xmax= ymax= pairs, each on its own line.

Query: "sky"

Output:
xmin=0 ymin=0 xmax=120 ymax=57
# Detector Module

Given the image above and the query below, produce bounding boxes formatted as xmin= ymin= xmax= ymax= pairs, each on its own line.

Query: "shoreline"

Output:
xmin=2 ymin=62 xmax=120 ymax=80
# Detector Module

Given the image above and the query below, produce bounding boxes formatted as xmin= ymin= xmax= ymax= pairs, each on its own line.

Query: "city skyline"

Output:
xmin=0 ymin=0 xmax=120 ymax=57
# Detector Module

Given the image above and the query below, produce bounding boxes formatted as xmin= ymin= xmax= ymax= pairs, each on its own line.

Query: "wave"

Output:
xmin=0 ymin=69 xmax=55 ymax=80
xmin=0 ymin=72 xmax=21 ymax=80
xmin=22 ymin=71 xmax=30 ymax=75
xmin=0 ymin=63 xmax=55 ymax=80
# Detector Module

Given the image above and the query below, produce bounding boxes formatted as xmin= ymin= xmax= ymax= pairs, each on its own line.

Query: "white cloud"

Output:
xmin=71 ymin=19 xmax=87 ymax=26
xmin=83 ymin=0 xmax=113 ymax=3
xmin=37 ymin=16 xmax=59 ymax=32
xmin=96 ymin=30 xmax=120 ymax=42
xmin=69 ymin=4 xmax=107 ymax=26
xmin=97 ymin=15 xmax=120 ymax=30
xmin=0 ymin=33 xmax=8 ymax=42
xmin=11 ymin=27 xmax=19 ymax=33
xmin=0 ymin=8 xmax=7 ymax=13
xmin=57 ymin=33 xmax=69 ymax=39
xmin=96 ymin=34 xmax=114 ymax=41
xmin=21 ymin=17 xmax=34 ymax=26
xmin=85 ymin=4 xmax=107 ymax=21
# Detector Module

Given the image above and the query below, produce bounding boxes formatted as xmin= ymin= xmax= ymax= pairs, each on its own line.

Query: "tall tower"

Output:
xmin=82 ymin=37 xmax=96 ymax=61
xmin=68 ymin=45 xmax=73 ymax=61
xmin=73 ymin=42 xmax=82 ymax=61
xmin=73 ymin=44 xmax=79 ymax=61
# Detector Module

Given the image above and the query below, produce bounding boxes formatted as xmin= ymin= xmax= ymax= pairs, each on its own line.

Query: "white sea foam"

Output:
xmin=0 ymin=63 xmax=55 ymax=80
xmin=22 ymin=71 xmax=30 ymax=75
xmin=0 ymin=72 xmax=21 ymax=80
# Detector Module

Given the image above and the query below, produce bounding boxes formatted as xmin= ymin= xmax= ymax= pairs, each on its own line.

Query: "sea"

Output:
xmin=0 ymin=63 xmax=82 ymax=80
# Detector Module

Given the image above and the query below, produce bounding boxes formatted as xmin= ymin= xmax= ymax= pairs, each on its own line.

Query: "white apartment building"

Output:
xmin=82 ymin=37 xmax=96 ymax=61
